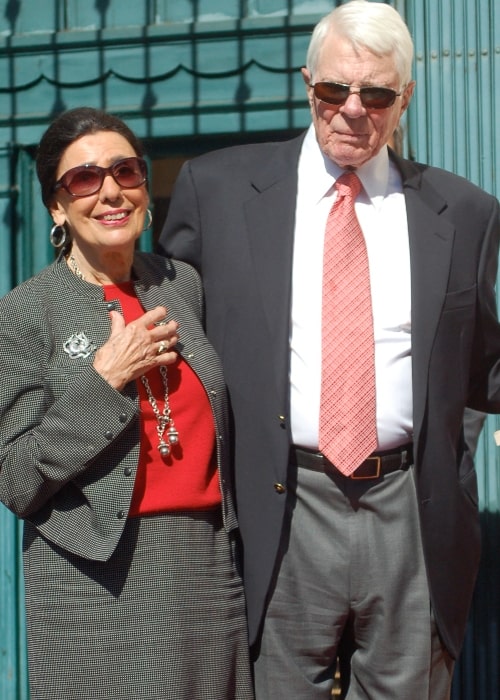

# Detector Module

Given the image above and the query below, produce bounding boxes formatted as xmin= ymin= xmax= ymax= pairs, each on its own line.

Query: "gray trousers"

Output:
xmin=253 ymin=459 xmax=454 ymax=700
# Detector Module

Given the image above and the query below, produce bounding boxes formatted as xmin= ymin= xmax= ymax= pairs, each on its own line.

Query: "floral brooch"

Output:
xmin=63 ymin=332 xmax=96 ymax=359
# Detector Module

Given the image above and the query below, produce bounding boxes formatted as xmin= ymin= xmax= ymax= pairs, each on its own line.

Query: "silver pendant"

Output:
xmin=167 ymin=428 xmax=179 ymax=445
xmin=142 ymin=367 xmax=180 ymax=462
xmin=159 ymin=441 xmax=170 ymax=457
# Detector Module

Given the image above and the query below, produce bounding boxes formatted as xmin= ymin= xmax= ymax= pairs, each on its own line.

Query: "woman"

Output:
xmin=0 ymin=107 xmax=254 ymax=700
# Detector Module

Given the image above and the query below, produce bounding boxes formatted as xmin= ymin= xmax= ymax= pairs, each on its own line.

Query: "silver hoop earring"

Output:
xmin=143 ymin=209 xmax=153 ymax=231
xmin=49 ymin=224 xmax=68 ymax=248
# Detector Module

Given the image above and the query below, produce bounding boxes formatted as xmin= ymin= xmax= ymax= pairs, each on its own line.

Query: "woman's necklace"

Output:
xmin=66 ymin=253 xmax=180 ymax=458
xmin=68 ymin=254 xmax=85 ymax=280
xmin=141 ymin=367 xmax=180 ymax=457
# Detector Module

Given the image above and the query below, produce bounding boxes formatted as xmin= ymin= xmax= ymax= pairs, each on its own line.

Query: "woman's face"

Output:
xmin=50 ymin=131 xmax=149 ymax=258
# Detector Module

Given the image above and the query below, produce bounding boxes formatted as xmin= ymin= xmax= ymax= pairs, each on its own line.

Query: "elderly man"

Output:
xmin=159 ymin=2 xmax=500 ymax=698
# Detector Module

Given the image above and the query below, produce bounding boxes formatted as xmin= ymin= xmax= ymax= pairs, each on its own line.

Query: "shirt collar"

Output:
xmin=301 ymin=123 xmax=393 ymax=206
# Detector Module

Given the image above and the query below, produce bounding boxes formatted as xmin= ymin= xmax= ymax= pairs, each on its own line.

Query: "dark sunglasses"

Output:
xmin=311 ymin=82 xmax=402 ymax=109
xmin=54 ymin=156 xmax=148 ymax=197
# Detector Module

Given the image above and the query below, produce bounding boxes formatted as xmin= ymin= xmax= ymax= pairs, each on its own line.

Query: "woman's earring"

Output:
xmin=49 ymin=224 xmax=68 ymax=248
xmin=143 ymin=209 xmax=153 ymax=231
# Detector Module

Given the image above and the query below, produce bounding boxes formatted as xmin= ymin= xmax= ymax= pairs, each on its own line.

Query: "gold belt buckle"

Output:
xmin=350 ymin=455 xmax=381 ymax=480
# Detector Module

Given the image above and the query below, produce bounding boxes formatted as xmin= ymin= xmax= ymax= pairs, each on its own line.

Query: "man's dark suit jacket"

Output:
xmin=159 ymin=132 xmax=500 ymax=659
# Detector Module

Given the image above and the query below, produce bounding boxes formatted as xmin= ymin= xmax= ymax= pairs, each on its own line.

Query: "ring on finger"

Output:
xmin=157 ymin=340 xmax=168 ymax=355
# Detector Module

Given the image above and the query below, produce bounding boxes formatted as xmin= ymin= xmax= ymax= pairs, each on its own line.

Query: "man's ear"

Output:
xmin=301 ymin=66 xmax=314 ymax=107
xmin=301 ymin=66 xmax=312 ymax=88
xmin=400 ymin=80 xmax=416 ymax=115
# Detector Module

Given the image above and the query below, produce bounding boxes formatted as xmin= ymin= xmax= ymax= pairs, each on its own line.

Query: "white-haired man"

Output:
xmin=159 ymin=2 xmax=500 ymax=697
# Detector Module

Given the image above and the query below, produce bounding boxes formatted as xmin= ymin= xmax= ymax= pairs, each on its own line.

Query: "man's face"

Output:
xmin=302 ymin=32 xmax=415 ymax=169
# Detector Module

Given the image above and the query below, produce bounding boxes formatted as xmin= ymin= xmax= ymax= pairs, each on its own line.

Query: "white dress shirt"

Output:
xmin=290 ymin=124 xmax=413 ymax=451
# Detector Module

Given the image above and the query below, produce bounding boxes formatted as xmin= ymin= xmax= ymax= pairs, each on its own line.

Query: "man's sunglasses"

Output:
xmin=311 ymin=82 xmax=402 ymax=109
xmin=54 ymin=156 xmax=148 ymax=198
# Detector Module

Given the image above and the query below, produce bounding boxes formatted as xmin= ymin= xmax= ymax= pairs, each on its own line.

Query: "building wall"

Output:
xmin=0 ymin=1 xmax=499 ymax=698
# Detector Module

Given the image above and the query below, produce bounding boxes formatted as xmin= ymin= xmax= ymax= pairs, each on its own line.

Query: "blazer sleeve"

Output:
xmin=0 ymin=289 xmax=137 ymax=518
xmin=468 ymin=195 xmax=500 ymax=408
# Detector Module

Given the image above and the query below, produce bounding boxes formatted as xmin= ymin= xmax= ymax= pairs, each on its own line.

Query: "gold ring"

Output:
xmin=157 ymin=341 xmax=168 ymax=355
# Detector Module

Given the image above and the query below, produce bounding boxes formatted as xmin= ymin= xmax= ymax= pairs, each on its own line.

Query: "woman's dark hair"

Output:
xmin=36 ymin=107 xmax=145 ymax=209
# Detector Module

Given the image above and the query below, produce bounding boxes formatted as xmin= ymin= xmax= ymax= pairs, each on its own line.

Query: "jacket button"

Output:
xmin=119 ymin=413 xmax=128 ymax=423
xmin=104 ymin=430 xmax=114 ymax=440
xmin=117 ymin=510 xmax=125 ymax=519
xmin=123 ymin=467 xmax=132 ymax=476
xmin=106 ymin=301 xmax=116 ymax=311
xmin=274 ymin=483 xmax=286 ymax=494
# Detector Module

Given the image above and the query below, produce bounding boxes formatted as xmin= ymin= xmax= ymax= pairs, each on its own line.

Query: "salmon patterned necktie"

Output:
xmin=319 ymin=171 xmax=377 ymax=476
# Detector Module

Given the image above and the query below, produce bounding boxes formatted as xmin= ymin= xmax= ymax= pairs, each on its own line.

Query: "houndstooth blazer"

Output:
xmin=0 ymin=252 xmax=237 ymax=560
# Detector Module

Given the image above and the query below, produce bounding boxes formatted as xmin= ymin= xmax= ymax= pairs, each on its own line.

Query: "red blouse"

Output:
xmin=102 ymin=283 xmax=221 ymax=516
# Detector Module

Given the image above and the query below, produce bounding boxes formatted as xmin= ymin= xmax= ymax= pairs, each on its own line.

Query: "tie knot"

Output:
xmin=335 ymin=171 xmax=362 ymax=200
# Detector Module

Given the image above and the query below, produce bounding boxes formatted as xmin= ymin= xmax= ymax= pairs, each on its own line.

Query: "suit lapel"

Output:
xmin=242 ymin=135 xmax=305 ymax=390
xmin=132 ymin=256 xmax=221 ymax=412
xmin=132 ymin=256 xmax=204 ymax=364
xmin=394 ymin=154 xmax=456 ymax=447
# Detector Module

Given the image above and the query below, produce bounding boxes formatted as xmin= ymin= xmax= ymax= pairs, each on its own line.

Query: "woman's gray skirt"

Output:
xmin=23 ymin=508 xmax=254 ymax=700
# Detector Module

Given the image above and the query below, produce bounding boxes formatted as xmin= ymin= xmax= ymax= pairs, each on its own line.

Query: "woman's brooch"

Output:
xmin=63 ymin=332 xmax=96 ymax=359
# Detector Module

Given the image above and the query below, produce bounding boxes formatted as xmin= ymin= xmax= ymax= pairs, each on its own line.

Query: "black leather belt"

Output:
xmin=292 ymin=443 xmax=413 ymax=480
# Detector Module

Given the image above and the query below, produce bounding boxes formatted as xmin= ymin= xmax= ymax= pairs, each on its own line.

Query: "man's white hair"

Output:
xmin=306 ymin=0 xmax=414 ymax=87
